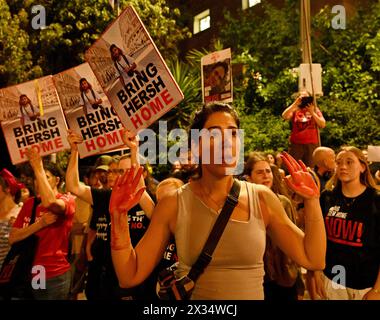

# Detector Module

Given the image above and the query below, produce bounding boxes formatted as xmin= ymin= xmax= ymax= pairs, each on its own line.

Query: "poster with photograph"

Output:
xmin=54 ymin=63 xmax=125 ymax=158
xmin=84 ymin=5 xmax=183 ymax=134
xmin=0 ymin=76 xmax=70 ymax=165
xmin=201 ymin=48 xmax=233 ymax=104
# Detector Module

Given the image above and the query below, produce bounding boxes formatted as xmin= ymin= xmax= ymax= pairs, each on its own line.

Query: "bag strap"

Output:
xmin=29 ymin=197 xmax=40 ymax=225
xmin=187 ymin=179 xmax=241 ymax=282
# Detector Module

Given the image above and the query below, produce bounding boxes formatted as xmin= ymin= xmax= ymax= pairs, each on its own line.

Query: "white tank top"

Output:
xmin=175 ymin=181 xmax=266 ymax=300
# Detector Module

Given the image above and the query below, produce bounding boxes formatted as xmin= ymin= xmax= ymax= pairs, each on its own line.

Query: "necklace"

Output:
xmin=198 ymin=180 xmax=232 ymax=211
xmin=199 ymin=185 xmax=224 ymax=211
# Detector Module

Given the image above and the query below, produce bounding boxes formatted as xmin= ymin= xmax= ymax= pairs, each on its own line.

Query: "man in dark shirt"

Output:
xmin=66 ymin=129 xmax=155 ymax=299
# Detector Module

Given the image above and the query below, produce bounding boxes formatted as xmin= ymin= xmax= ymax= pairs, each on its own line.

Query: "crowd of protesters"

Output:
xmin=0 ymin=98 xmax=379 ymax=301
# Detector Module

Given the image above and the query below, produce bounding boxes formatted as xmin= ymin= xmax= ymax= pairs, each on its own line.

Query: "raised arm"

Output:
xmin=139 ymin=193 xmax=155 ymax=219
xmin=122 ymin=129 xmax=155 ymax=219
xmin=27 ymin=149 xmax=65 ymax=215
xmin=110 ymin=167 xmax=173 ymax=288
xmin=263 ymin=152 xmax=326 ymax=271
xmin=122 ymin=129 xmax=139 ymax=167
xmin=306 ymin=104 xmax=326 ymax=128
xmin=282 ymin=97 xmax=302 ymax=120
xmin=65 ymin=129 xmax=93 ymax=204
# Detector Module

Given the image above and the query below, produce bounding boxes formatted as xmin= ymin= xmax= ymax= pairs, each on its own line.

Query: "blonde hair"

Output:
xmin=325 ymin=146 xmax=380 ymax=191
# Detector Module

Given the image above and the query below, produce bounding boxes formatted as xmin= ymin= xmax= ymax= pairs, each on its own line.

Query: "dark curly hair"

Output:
xmin=190 ymin=102 xmax=240 ymax=133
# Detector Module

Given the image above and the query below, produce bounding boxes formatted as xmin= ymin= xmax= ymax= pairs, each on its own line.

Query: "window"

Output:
xmin=193 ymin=9 xmax=210 ymax=34
xmin=199 ymin=15 xmax=210 ymax=32
xmin=242 ymin=0 xmax=261 ymax=10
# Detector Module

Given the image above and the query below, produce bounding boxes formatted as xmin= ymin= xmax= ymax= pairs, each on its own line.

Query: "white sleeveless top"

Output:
xmin=175 ymin=181 xmax=266 ymax=300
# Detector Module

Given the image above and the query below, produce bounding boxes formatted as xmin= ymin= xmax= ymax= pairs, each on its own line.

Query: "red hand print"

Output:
xmin=281 ymin=152 xmax=320 ymax=199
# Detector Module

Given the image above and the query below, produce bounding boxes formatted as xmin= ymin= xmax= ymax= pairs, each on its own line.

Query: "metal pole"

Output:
xmin=300 ymin=0 xmax=311 ymax=64
xmin=300 ymin=0 xmax=321 ymax=147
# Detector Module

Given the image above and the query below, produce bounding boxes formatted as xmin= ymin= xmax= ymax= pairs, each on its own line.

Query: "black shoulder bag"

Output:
xmin=0 ymin=198 xmax=40 ymax=300
xmin=157 ymin=179 xmax=241 ymax=300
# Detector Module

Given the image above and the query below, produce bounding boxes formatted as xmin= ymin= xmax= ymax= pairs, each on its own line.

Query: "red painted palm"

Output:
xmin=281 ymin=152 xmax=320 ymax=199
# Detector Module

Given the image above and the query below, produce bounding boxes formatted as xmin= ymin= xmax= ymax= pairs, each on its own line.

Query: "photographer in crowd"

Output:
xmin=282 ymin=93 xmax=326 ymax=167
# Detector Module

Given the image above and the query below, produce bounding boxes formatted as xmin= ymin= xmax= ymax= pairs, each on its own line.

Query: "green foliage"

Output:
xmin=5 ymin=0 xmax=115 ymax=76
xmin=1 ymin=0 xmax=190 ymax=83
xmin=220 ymin=1 xmax=301 ymax=118
xmin=319 ymin=98 xmax=380 ymax=149
xmin=149 ymin=57 xmax=202 ymax=180
xmin=0 ymin=0 xmax=41 ymax=86
xmin=220 ymin=0 xmax=380 ymax=153
xmin=238 ymin=109 xmax=290 ymax=155
xmin=221 ymin=1 xmax=300 ymax=80
xmin=311 ymin=3 xmax=380 ymax=112
xmin=163 ymin=58 xmax=202 ymax=130
xmin=56 ymin=150 xmax=70 ymax=172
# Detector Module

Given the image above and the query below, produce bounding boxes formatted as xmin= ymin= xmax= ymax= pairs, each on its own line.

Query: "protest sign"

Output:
xmin=201 ymin=48 xmax=233 ymax=104
xmin=85 ymin=5 xmax=183 ymax=134
xmin=54 ymin=63 xmax=125 ymax=157
xmin=0 ymin=76 xmax=69 ymax=164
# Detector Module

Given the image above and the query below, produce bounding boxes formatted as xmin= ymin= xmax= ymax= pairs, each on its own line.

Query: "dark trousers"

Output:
xmin=85 ymin=261 xmax=140 ymax=300
xmin=289 ymin=143 xmax=319 ymax=168
xmin=85 ymin=261 xmax=120 ymax=300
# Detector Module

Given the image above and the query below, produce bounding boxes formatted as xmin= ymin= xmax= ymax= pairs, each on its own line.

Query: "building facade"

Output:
xmin=171 ymin=0 xmax=369 ymax=54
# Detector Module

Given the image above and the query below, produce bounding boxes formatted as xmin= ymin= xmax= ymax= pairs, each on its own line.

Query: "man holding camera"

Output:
xmin=282 ymin=94 xmax=326 ymax=167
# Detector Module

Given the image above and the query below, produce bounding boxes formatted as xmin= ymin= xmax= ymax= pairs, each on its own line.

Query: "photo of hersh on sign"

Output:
xmin=201 ymin=48 xmax=233 ymax=104
xmin=0 ymin=76 xmax=70 ymax=165
xmin=85 ymin=5 xmax=184 ymax=134
xmin=54 ymin=63 xmax=125 ymax=158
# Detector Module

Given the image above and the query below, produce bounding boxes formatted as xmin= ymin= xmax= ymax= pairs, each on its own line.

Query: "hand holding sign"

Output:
xmin=121 ymin=129 xmax=139 ymax=152
xmin=26 ymin=147 xmax=44 ymax=174
xmin=67 ymin=129 xmax=84 ymax=152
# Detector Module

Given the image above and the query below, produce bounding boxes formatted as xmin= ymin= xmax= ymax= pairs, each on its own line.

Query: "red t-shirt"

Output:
xmin=13 ymin=193 xmax=75 ymax=279
xmin=290 ymin=107 xmax=323 ymax=144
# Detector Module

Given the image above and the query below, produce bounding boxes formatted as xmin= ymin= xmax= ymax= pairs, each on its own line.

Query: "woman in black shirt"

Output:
xmin=309 ymin=146 xmax=380 ymax=300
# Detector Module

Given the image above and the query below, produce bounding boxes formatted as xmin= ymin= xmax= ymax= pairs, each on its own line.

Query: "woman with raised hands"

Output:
xmin=110 ymin=103 xmax=326 ymax=300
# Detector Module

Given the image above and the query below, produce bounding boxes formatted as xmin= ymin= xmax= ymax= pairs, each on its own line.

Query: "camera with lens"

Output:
xmin=298 ymin=96 xmax=313 ymax=108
